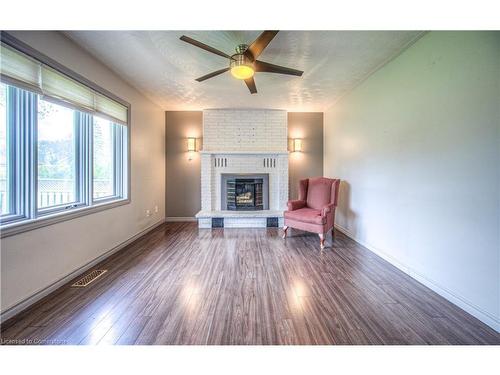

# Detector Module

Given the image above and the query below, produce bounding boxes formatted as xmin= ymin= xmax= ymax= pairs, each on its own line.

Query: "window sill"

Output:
xmin=0 ymin=198 xmax=130 ymax=238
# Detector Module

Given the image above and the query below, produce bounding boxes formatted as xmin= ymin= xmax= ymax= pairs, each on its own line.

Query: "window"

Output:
xmin=37 ymin=99 xmax=79 ymax=209
xmin=0 ymin=82 xmax=24 ymax=223
xmin=0 ymin=37 xmax=130 ymax=236
xmin=0 ymin=81 xmax=128 ymax=232
xmin=0 ymin=83 xmax=9 ymax=215
xmin=93 ymin=117 xmax=120 ymax=200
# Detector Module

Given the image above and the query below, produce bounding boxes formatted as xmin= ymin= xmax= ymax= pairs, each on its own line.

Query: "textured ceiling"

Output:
xmin=64 ymin=31 xmax=423 ymax=111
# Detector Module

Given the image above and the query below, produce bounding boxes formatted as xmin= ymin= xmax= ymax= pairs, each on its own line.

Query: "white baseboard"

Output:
xmin=334 ymin=224 xmax=500 ymax=333
xmin=0 ymin=219 xmax=166 ymax=323
xmin=165 ymin=217 xmax=197 ymax=222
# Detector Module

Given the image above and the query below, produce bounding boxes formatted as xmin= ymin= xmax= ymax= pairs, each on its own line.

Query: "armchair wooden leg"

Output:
xmin=319 ymin=233 xmax=325 ymax=250
xmin=282 ymin=226 xmax=289 ymax=239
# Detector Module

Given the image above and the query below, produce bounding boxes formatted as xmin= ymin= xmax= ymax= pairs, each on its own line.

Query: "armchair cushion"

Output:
xmin=284 ymin=208 xmax=326 ymax=225
xmin=287 ymin=199 xmax=306 ymax=211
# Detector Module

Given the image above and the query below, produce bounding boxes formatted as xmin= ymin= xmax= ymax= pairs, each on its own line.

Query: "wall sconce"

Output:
xmin=292 ymin=138 xmax=302 ymax=152
xmin=187 ymin=137 xmax=196 ymax=152
xmin=187 ymin=137 xmax=197 ymax=161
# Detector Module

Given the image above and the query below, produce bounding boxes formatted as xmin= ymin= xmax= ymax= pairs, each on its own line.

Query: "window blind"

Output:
xmin=0 ymin=42 xmax=128 ymax=125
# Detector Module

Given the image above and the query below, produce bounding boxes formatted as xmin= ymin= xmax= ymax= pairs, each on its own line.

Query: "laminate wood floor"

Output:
xmin=1 ymin=222 xmax=499 ymax=345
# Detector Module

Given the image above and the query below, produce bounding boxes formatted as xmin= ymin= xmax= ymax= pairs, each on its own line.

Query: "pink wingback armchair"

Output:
xmin=283 ymin=177 xmax=341 ymax=249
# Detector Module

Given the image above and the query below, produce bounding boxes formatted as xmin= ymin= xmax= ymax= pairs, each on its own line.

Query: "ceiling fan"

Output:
xmin=179 ymin=31 xmax=303 ymax=94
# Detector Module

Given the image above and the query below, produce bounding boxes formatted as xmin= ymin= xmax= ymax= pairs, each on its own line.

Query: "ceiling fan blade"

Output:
xmin=254 ymin=60 xmax=303 ymax=76
xmin=244 ymin=77 xmax=257 ymax=94
xmin=180 ymin=35 xmax=232 ymax=59
xmin=245 ymin=31 xmax=279 ymax=60
xmin=196 ymin=67 xmax=230 ymax=82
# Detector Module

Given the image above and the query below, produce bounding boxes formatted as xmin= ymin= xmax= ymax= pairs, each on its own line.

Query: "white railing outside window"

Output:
xmin=30 ymin=178 xmax=113 ymax=208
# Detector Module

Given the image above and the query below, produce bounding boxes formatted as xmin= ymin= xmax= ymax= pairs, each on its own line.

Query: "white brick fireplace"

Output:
xmin=195 ymin=109 xmax=289 ymax=228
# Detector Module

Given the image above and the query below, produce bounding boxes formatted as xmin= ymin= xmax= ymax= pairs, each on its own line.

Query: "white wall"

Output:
xmin=324 ymin=31 xmax=500 ymax=331
xmin=0 ymin=32 xmax=166 ymax=316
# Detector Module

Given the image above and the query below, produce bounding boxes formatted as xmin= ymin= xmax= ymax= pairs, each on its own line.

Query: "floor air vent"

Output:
xmin=71 ymin=270 xmax=108 ymax=287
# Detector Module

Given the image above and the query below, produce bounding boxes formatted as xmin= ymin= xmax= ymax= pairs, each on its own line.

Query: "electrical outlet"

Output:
xmin=154 ymin=205 xmax=158 ymax=213
xmin=146 ymin=209 xmax=151 ymax=217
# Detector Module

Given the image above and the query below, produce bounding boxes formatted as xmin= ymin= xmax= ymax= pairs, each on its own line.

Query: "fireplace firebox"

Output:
xmin=227 ymin=178 xmax=263 ymax=210
xmin=221 ymin=174 xmax=269 ymax=211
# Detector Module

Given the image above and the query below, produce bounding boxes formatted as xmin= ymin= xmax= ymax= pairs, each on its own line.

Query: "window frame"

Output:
xmin=0 ymin=84 xmax=32 ymax=225
xmin=0 ymin=32 xmax=131 ymax=238
xmin=0 ymin=83 xmax=14 ymax=218
xmin=35 ymin=99 xmax=86 ymax=216
xmin=92 ymin=117 xmax=126 ymax=204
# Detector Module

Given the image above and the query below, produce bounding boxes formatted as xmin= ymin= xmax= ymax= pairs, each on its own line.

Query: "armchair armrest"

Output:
xmin=321 ymin=203 xmax=335 ymax=217
xmin=287 ymin=200 xmax=306 ymax=211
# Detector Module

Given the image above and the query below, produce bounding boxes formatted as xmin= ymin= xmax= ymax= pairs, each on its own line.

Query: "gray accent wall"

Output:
xmin=165 ymin=111 xmax=324 ymax=217
xmin=165 ymin=111 xmax=203 ymax=218
xmin=288 ymin=112 xmax=324 ymax=199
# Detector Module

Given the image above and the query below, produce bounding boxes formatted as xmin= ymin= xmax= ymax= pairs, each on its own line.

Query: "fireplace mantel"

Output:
xmin=200 ymin=152 xmax=288 ymax=212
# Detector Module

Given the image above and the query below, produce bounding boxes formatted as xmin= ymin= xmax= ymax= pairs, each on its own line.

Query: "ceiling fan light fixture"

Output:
xmin=230 ymin=65 xmax=254 ymax=80
xmin=230 ymin=54 xmax=254 ymax=80
xmin=180 ymin=31 xmax=304 ymax=93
